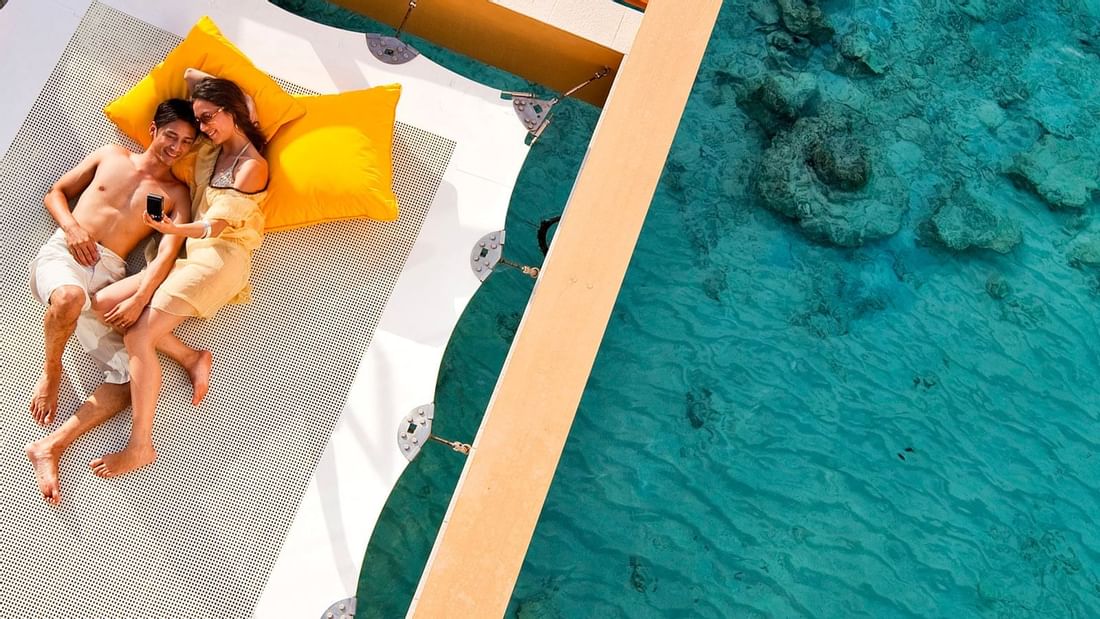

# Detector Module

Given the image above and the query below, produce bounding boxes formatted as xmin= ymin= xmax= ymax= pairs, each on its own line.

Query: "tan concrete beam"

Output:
xmin=329 ymin=0 xmax=623 ymax=107
xmin=406 ymin=0 xmax=721 ymax=616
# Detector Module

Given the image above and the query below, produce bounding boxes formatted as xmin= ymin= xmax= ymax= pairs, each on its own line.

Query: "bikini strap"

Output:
xmin=228 ymin=142 xmax=250 ymax=178
xmin=214 ymin=142 xmax=251 ymax=186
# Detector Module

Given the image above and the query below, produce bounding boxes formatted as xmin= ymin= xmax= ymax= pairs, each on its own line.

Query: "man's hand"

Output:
xmin=102 ymin=294 xmax=147 ymax=330
xmin=63 ymin=223 xmax=99 ymax=266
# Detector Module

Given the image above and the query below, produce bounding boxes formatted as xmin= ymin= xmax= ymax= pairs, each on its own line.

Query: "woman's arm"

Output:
xmin=183 ymin=67 xmax=216 ymax=96
xmin=102 ymin=186 xmax=192 ymax=328
xmin=144 ymin=211 xmax=230 ymax=239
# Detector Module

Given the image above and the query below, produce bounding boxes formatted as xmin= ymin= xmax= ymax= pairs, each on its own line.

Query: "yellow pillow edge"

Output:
xmin=275 ymin=84 xmax=402 ymax=137
xmin=103 ymin=32 xmax=209 ymax=147
xmin=262 ymin=84 xmax=403 ymax=231
xmin=103 ymin=16 xmax=304 ymax=147
xmin=264 ymin=203 xmax=400 ymax=233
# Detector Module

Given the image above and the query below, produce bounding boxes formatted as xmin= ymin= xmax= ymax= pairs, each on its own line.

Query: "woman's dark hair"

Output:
xmin=153 ymin=98 xmax=199 ymax=133
xmin=191 ymin=78 xmax=266 ymax=152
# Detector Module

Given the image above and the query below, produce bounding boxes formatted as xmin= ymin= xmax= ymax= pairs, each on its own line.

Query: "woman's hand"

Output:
xmin=102 ymin=294 xmax=147 ymax=330
xmin=143 ymin=211 xmax=179 ymax=234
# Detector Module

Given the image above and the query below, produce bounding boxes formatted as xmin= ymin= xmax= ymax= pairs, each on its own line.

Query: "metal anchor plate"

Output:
xmin=366 ymin=33 xmax=419 ymax=65
xmin=321 ymin=597 xmax=356 ymax=619
xmin=511 ymin=96 xmax=557 ymax=133
xmin=398 ymin=404 xmax=434 ymax=462
xmin=470 ymin=230 xmax=505 ymax=282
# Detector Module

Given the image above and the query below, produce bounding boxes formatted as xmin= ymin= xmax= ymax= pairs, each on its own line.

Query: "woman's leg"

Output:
xmin=157 ymin=334 xmax=212 ymax=406
xmin=90 ymin=274 xmax=143 ymax=316
xmin=92 ymin=280 xmax=212 ymax=405
xmin=90 ymin=307 xmax=184 ymax=477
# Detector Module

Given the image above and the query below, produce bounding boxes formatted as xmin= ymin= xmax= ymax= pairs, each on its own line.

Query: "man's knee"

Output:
xmin=48 ymin=286 xmax=86 ymax=320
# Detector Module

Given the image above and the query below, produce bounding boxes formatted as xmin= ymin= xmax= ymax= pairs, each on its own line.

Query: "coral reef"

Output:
xmin=924 ymin=186 xmax=1022 ymax=254
xmin=765 ymin=30 xmax=815 ymax=69
xmin=1067 ymin=234 xmax=1100 ymax=270
xmin=775 ymin=0 xmax=833 ymax=44
xmin=1007 ymin=135 xmax=1100 ymax=210
xmin=831 ymin=24 xmax=893 ymax=76
xmin=985 ymin=273 xmax=1012 ymax=300
xmin=735 ymin=72 xmax=817 ymax=136
xmin=755 ymin=111 xmax=906 ymax=247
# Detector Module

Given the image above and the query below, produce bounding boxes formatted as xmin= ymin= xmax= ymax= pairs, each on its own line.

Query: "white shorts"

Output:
xmin=29 ymin=229 xmax=130 ymax=384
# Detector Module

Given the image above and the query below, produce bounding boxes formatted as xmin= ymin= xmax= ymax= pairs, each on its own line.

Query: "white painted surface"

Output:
xmin=0 ymin=0 xmax=530 ymax=616
xmin=492 ymin=0 xmax=641 ymax=52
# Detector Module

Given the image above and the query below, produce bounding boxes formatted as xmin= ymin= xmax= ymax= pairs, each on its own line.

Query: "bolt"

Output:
xmin=412 ymin=438 xmax=419 ymax=444
xmin=491 ymin=235 xmax=497 ymax=241
xmin=340 ymin=604 xmax=346 ymax=611
xmin=404 ymin=444 xmax=410 ymax=451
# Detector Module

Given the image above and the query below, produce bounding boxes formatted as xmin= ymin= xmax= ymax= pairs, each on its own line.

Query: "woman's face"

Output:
xmin=193 ymin=98 xmax=234 ymax=144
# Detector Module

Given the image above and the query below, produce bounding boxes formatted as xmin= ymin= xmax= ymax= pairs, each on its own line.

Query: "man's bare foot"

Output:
xmin=187 ymin=350 xmax=212 ymax=406
xmin=26 ymin=441 xmax=62 ymax=505
xmin=89 ymin=444 xmax=156 ymax=478
xmin=29 ymin=368 xmax=61 ymax=426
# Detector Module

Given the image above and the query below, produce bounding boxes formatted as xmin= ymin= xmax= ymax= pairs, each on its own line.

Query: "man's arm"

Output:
xmin=45 ymin=145 xmax=116 ymax=266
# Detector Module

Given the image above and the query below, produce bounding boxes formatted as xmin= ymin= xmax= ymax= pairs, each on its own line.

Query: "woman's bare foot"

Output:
xmin=29 ymin=368 xmax=61 ymax=426
xmin=89 ymin=443 xmax=157 ymax=478
xmin=26 ymin=440 xmax=62 ymax=505
xmin=187 ymin=350 xmax=212 ymax=406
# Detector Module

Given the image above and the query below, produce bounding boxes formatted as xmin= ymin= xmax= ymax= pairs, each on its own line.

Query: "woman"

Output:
xmin=90 ymin=76 xmax=269 ymax=478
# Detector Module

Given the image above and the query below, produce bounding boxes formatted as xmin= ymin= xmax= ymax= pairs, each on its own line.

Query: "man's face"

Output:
xmin=148 ymin=119 xmax=197 ymax=165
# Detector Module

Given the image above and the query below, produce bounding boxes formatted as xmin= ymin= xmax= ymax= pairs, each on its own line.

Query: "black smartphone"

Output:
xmin=146 ymin=193 xmax=164 ymax=221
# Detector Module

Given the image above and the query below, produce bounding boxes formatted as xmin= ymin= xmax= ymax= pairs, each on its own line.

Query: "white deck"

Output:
xmin=0 ymin=0 xmax=529 ymax=616
xmin=491 ymin=0 xmax=642 ymax=53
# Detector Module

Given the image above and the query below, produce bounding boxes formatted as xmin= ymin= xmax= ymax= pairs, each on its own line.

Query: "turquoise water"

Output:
xmin=277 ymin=1 xmax=1100 ymax=616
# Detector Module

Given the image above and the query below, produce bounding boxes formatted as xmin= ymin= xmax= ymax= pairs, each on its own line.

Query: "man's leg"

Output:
xmin=30 ymin=285 xmax=86 ymax=426
xmin=91 ymin=307 xmax=185 ymax=478
xmin=26 ymin=382 xmax=130 ymax=505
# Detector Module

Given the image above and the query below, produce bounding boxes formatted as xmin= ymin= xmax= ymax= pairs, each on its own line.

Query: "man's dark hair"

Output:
xmin=152 ymin=98 xmax=199 ymax=133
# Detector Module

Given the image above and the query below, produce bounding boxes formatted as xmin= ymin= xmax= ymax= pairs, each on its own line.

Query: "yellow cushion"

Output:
xmin=104 ymin=16 xmax=304 ymax=148
xmin=262 ymin=85 xmax=402 ymax=231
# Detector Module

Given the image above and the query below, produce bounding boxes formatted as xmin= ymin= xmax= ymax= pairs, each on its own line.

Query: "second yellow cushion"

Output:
xmin=262 ymin=85 xmax=402 ymax=231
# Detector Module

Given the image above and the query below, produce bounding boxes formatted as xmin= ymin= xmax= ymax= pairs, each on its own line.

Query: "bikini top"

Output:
xmin=209 ymin=142 xmax=251 ymax=188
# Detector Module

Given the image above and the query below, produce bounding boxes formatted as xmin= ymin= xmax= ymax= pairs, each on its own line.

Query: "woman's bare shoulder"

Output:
xmin=233 ymin=157 xmax=269 ymax=193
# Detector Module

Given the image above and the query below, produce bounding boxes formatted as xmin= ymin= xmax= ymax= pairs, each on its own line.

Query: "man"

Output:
xmin=25 ymin=99 xmax=210 ymax=505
